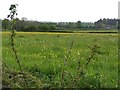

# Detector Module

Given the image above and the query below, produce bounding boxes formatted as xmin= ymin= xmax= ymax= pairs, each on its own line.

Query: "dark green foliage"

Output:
xmin=76 ymin=21 xmax=82 ymax=28
xmin=13 ymin=18 xmax=26 ymax=31
xmin=118 ymin=19 xmax=120 ymax=30
xmin=2 ymin=19 xmax=11 ymax=30
xmin=8 ymin=4 xmax=18 ymax=20
xmin=2 ymin=18 xmax=118 ymax=31
xmin=49 ymin=24 xmax=56 ymax=30
xmin=23 ymin=25 xmax=39 ymax=32
xmin=94 ymin=18 xmax=118 ymax=30
xmin=39 ymin=24 xmax=49 ymax=30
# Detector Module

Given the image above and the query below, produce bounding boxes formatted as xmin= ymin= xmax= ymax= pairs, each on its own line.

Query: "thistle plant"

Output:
xmin=7 ymin=4 xmax=22 ymax=72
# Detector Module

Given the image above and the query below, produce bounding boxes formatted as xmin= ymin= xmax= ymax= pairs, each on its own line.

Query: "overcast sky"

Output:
xmin=0 ymin=0 xmax=119 ymax=22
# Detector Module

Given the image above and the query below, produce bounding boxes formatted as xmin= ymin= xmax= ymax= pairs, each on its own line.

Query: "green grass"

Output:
xmin=2 ymin=31 xmax=118 ymax=88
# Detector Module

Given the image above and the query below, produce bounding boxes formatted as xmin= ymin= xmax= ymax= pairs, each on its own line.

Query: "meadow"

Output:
xmin=2 ymin=32 xmax=118 ymax=88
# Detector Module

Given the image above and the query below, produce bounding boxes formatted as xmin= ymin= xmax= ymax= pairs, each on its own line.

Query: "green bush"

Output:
xmin=23 ymin=25 xmax=39 ymax=32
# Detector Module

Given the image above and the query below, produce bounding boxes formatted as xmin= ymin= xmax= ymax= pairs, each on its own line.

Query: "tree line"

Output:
xmin=0 ymin=19 xmax=2 ymax=29
xmin=2 ymin=18 xmax=118 ymax=31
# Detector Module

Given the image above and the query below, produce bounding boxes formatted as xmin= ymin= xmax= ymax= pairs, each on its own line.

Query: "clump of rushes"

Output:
xmin=7 ymin=4 xmax=22 ymax=72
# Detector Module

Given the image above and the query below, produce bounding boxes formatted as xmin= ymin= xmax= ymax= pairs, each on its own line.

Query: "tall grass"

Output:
xmin=2 ymin=32 xmax=118 ymax=88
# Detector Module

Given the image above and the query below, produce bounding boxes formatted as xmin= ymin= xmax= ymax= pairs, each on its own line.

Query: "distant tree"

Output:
xmin=41 ymin=24 xmax=50 ymax=30
xmin=94 ymin=18 xmax=117 ymax=29
xmin=2 ymin=19 xmax=11 ymax=30
xmin=49 ymin=25 xmax=56 ymax=30
xmin=23 ymin=25 xmax=39 ymax=32
xmin=13 ymin=18 xmax=26 ymax=31
xmin=21 ymin=17 xmax=27 ymax=21
xmin=66 ymin=22 xmax=76 ymax=28
xmin=0 ymin=19 xmax=2 ymax=30
xmin=118 ymin=19 xmax=120 ymax=30
xmin=76 ymin=21 xmax=82 ymax=28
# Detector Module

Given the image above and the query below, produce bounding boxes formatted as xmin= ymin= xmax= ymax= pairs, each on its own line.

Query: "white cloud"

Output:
xmin=0 ymin=0 xmax=119 ymax=22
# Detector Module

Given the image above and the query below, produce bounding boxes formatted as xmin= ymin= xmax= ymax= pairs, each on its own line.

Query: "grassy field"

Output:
xmin=2 ymin=32 xmax=118 ymax=88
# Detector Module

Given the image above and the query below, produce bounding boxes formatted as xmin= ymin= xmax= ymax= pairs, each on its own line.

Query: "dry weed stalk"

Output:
xmin=7 ymin=4 xmax=22 ymax=72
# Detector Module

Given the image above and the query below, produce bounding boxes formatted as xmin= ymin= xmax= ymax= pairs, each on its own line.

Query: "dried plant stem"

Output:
xmin=85 ymin=45 xmax=100 ymax=67
xmin=64 ymin=40 xmax=74 ymax=67
xmin=61 ymin=40 xmax=74 ymax=86
xmin=2 ymin=60 xmax=11 ymax=72
xmin=73 ymin=45 xmax=100 ymax=87
xmin=72 ymin=58 xmax=84 ymax=87
xmin=7 ymin=4 xmax=22 ymax=72
xmin=85 ymin=52 xmax=95 ymax=66
xmin=10 ymin=29 xmax=22 ymax=72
